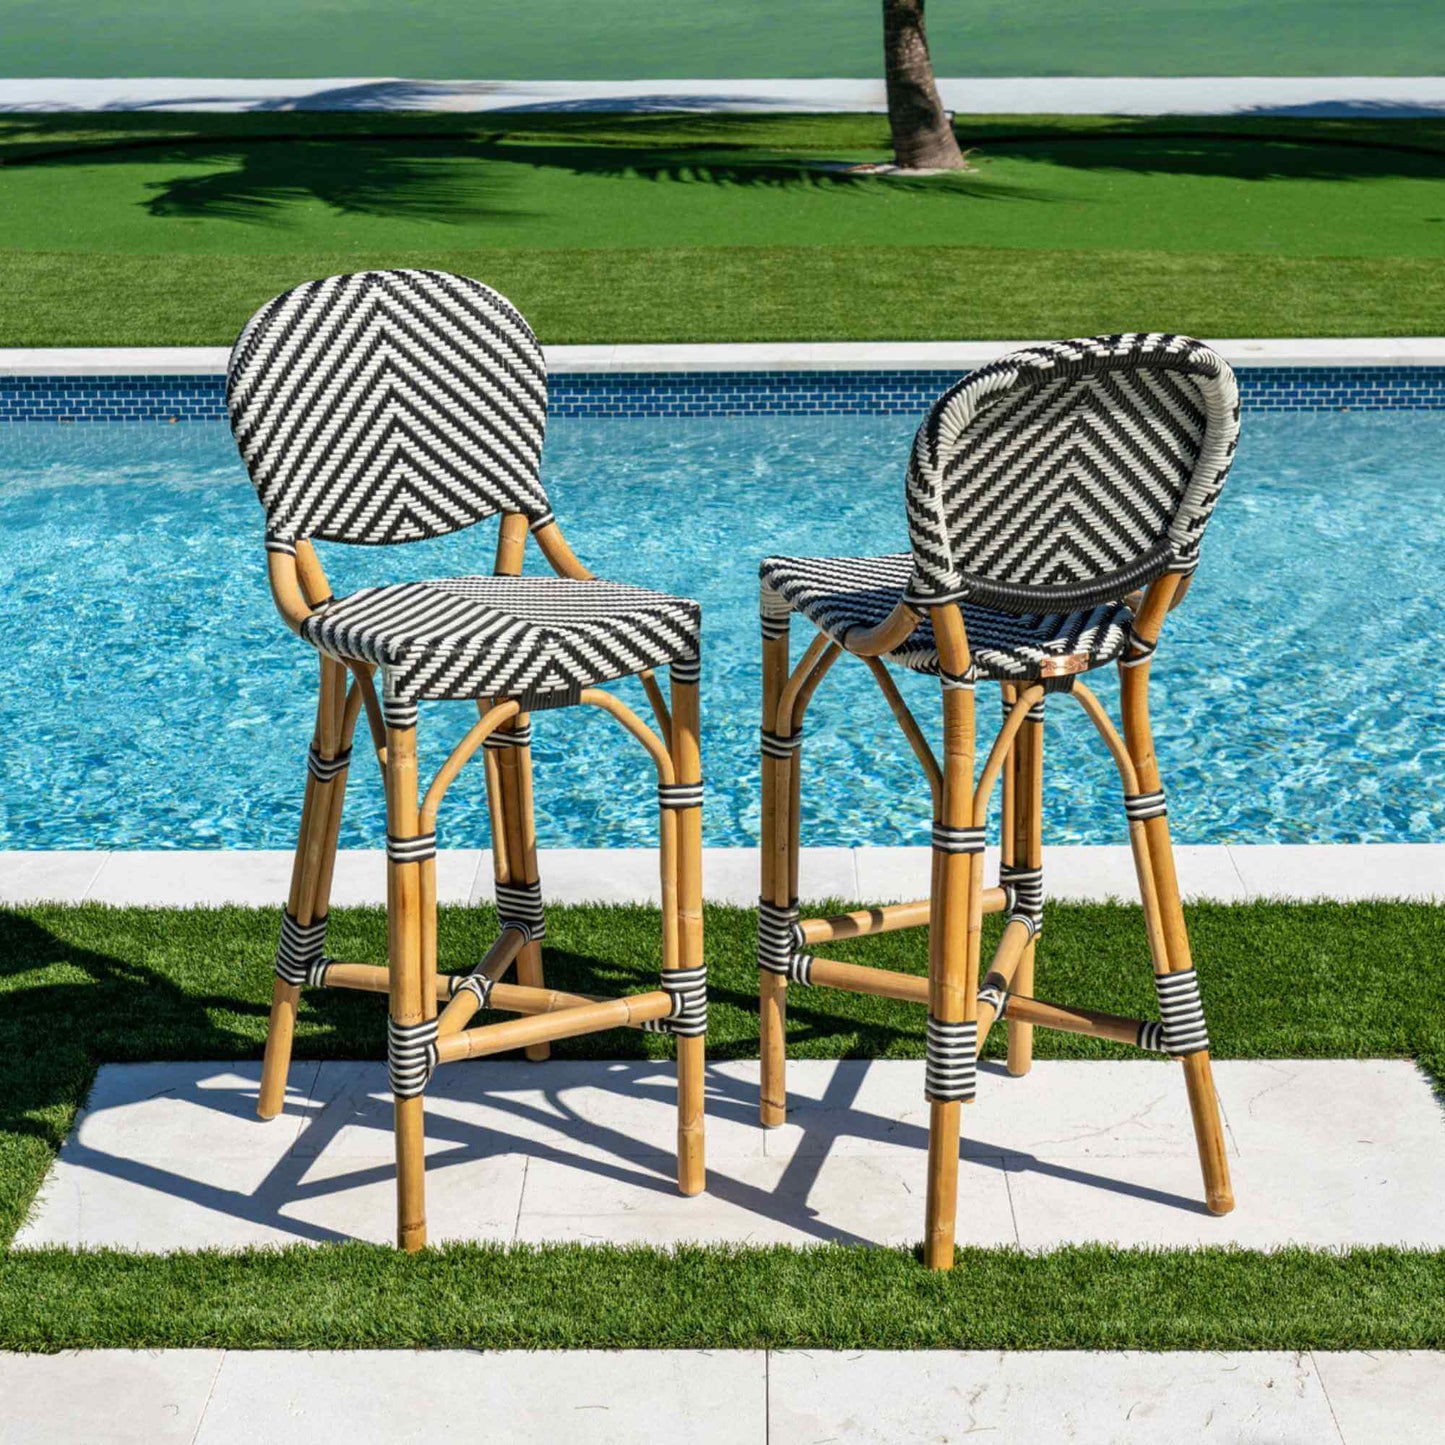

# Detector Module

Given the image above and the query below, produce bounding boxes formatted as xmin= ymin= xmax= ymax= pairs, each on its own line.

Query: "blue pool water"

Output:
xmin=0 ymin=411 xmax=1441 ymax=850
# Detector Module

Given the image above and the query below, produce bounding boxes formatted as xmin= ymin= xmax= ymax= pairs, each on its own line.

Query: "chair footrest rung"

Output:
xmin=435 ymin=990 xmax=673 ymax=1063
xmin=799 ymin=887 xmax=1007 ymax=946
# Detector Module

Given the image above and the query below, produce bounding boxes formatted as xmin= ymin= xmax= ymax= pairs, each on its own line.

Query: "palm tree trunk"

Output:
xmin=882 ymin=0 xmax=967 ymax=169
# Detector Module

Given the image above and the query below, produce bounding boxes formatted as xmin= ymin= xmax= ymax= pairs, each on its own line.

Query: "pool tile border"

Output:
xmin=3 ymin=844 xmax=1438 ymax=908
xmin=3 ymin=365 xmax=1443 ymax=423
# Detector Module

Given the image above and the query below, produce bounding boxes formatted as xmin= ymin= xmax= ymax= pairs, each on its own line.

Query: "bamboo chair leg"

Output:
xmin=1007 ymin=701 xmax=1043 ymax=1078
xmin=1139 ymin=810 xmax=1235 ymax=1216
xmin=1121 ymin=653 xmax=1234 ymax=1218
xmin=386 ymin=717 xmax=430 ymax=1251
xmin=671 ymin=673 xmax=707 ymax=1195
xmin=259 ymin=657 xmax=351 ymax=1120
xmin=758 ymin=615 xmax=790 ymax=1127
xmin=498 ymin=714 xmax=549 ymax=1062
xmin=924 ymin=663 xmax=979 ymax=1272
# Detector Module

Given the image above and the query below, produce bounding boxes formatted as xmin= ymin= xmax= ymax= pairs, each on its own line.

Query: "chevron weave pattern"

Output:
xmin=904 ymin=333 xmax=1240 ymax=611
xmin=226 ymin=269 xmax=551 ymax=545
xmin=303 ymin=574 xmax=701 ymax=704
xmin=758 ymin=553 xmax=1132 ymax=680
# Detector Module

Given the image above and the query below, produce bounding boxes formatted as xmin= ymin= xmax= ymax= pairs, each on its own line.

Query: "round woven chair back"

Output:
xmin=904 ymin=334 xmax=1240 ymax=612
xmin=226 ymin=269 xmax=551 ymax=547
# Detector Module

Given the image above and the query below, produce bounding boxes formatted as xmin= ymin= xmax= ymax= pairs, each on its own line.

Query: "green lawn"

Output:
xmin=2 ymin=899 xmax=1442 ymax=1350
xmin=3 ymin=0 xmax=1440 ymax=78
xmin=2 ymin=113 xmax=1443 ymax=343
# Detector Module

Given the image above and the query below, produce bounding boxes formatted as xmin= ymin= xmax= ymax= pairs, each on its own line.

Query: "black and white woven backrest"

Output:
xmin=904 ymin=334 xmax=1239 ymax=611
xmin=227 ymin=270 xmax=552 ymax=547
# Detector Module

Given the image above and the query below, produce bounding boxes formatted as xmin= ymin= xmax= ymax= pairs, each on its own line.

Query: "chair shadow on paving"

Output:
xmin=6 ymin=911 xmax=1211 ymax=1249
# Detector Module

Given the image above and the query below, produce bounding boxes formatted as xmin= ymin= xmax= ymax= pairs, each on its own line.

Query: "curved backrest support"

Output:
xmin=904 ymin=334 xmax=1239 ymax=612
xmin=227 ymin=269 xmax=552 ymax=547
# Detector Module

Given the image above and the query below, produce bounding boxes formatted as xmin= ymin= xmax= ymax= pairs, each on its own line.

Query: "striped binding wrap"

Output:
xmin=264 ymin=534 xmax=297 ymax=556
xmin=1136 ymin=968 xmax=1211 ymax=1056
xmin=382 ymin=698 xmax=418 ymax=732
xmin=759 ymin=582 xmax=792 ymax=641
xmin=939 ymin=668 xmax=977 ymax=691
xmin=670 ymin=655 xmax=702 ymax=685
xmin=758 ymin=897 xmax=812 ymax=985
xmin=1124 ymin=790 xmax=1168 ymax=822
xmin=760 ymin=727 xmax=803 ymax=760
xmin=658 ymin=781 xmax=704 ymax=811
xmin=496 ymin=879 xmax=545 ymax=941
xmin=386 ymin=831 xmax=437 ymax=863
xmin=307 ymin=744 xmax=352 ymax=783
xmin=1120 ymin=632 xmax=1157 ymax=669
xmin=387 ymin=1016 xmax=439 ymax=1098
xmin=999 ymin=863 xmax=1044 ymax=937
xmin=449 ymin=969 xmax=495 ymax=1008
xmin=925 ymin=1017 xmax=978 ymax=1103
xmin=1003 ymin=695 xmax=1046 ymax=724
xmin=977 ymin=981 xmax=1009 ymax=1019
xmin=641 ymin=964 xmax=708 ymax=1036
xmin=528 ymin=509 xmax=556 ymax=533
xmin=274 ymin=911 xmax=330 ymax=987
xmin=482 ymin=724 xmax=532 ymax=750
xmin=932 ymin=823 xmax=986 ymax=855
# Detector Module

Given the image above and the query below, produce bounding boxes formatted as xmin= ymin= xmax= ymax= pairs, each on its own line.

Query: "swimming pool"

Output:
xmin=0 ymin=409 xmax=1441 ymax=849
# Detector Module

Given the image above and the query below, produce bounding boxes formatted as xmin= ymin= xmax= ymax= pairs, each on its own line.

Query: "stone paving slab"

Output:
xmin=2 ymin=1349 xmax=1442 ymax=1444
xmin=15 ymin=1059 xmax=1445 ymax=1253
xmin=2 ymin=843 xmax=1439 ymax=908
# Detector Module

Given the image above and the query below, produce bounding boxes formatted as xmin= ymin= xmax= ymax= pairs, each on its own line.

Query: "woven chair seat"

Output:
xmin=302 ymin=574 xmax=701 ymax=705
xmin=760 ymin=553 xmax=1133 ymax=680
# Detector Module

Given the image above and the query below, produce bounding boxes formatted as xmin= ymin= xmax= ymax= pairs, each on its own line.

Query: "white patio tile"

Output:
xmin=1230 ymin=843 xmax=1444 ymax=901
xmin=0 ymin=1349 xmax=223 ymax=1445
xmin=764 ymin=1059 xmax=1239 ymax=1160
xmin=768 ymin=1349 xmax=1341 ymax=1445
xmin=1313 ymin=1351 xmax=1445 ymax=1445
xmin=330 ymin=847 xmax=483 ymax=906
xmin=0 ymin=849 xmax=108 ymax=905
xmin=515 ymin=1148 xmax=1015 ymax=1249
xmin=297 ymin=1059 xmax=766 ymax=1164
xmin=196 ymin=1350 xmax=767 ymax=1445
xmin=19 ymin=1059 xmax=1445 ymax=1253
xmin=487 ymin=846 xmax=661 ymax=905
xmin=1045 ymin=842 xmax=1250 ymax=902
xmin=852 ymin=846 xmax=1000 ymax=903
xmin=86 ymin=850 xmax=296 ymax=906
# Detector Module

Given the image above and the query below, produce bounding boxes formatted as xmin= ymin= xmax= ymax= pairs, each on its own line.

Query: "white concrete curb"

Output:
xmin=3 ymin=74 xmax=1444 ymax=116
xmin=2 ymin=843 xmax=1439 ymax=907
xmin=4 ymin=338 xmax=1443 ymax=377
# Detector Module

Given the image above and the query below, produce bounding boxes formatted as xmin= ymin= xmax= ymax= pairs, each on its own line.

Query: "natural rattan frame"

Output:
xmin=257 ymin=513 xmax=706 ymax=1251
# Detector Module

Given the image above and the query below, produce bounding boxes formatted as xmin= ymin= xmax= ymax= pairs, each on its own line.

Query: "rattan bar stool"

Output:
xmin=756 ymin=334 xmax=1239 ymax=1270
xmin=226 ymin=269 xmax=706 ymax=1250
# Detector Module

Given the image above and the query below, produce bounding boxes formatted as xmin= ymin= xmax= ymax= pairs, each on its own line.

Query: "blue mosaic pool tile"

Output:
xmin=2 ymin=365 xmax=1442 ymax=423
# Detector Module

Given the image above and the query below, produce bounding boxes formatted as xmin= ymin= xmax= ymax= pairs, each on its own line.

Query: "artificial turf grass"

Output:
xmin=2 ymin=899 xmax=1443 ymax=1251
xmin=2 ymin=112 xmax=1444 ymax=343
xmin=6 ymin=244 xmax=1444 ymax=348
xmin=2 ymin=1243 xmax=1443 ymax=1353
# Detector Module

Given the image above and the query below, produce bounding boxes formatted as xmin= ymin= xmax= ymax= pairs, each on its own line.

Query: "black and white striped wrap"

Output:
xmin=449 ymin=968 xmax=495 ymax=1009
xmin=1120 ymin=631 xmax=1157 ymax=669
xmin=932 ymin=823 xmax=986 ymax=855
xmin=482 ymin=723 xmax=532 ymax=751
xmin=381 ymin=697 xmax=418 ymax=732
xmin=760 ymin=727 xmax=803 ymax=760
xmin=925 ymin=1016 xmax=978 ymax=1103
xmin=1136 ymin=968 xmax=1211 ymax=1056
xmin=496 ymin=879 xmax=545 ymax=941
xmin=307 ymin=744 xmax=352 ymax=783
xmin=670 ymin=654 xmax=701 ymax=685
xmin=274 ymin=911 xmax=331 ymax=987
xmin=657 ymin=781 xmax=704 ymax=811
xmin=999 ymin=863 xmax=1044 ymax=937
xmin=1123 ymin=790 xmax=1168 ymax=822
xmin=757 ymin=897 xmax=812 ymax=985
xmin=387 ymin=1016 xmax=439 ymax=1098
xmin=759 ymin=581 xmax=792 ymax=641
xmin=641 ymin=964 xmax=708 ymax=1037
xmin=977 ymin=981 xmax=1009 ymax=1019
xmin=386 ymin=831 xmax=437 ymax=864
xmin=1003 ymin=694 xmax=1046 ymax=725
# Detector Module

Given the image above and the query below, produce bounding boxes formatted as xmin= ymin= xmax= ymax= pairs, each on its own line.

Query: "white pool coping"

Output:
xmin=4 ymin=75 xmax=1445 ymax=116
xmin=2 ymin=843 xmax=1439 ymax=907
xmin=4 ymin=338 xmax=1444 ymax=377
